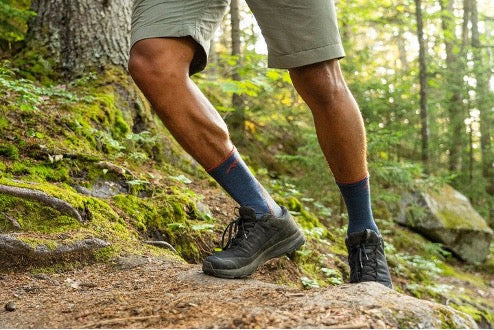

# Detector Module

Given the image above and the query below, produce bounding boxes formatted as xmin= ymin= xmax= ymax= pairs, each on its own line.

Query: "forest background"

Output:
xmin=0 ymin=0 xmax=494 ymax=327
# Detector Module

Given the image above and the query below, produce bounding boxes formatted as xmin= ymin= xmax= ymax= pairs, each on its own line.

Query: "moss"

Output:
xmin=8 ymin=161 xmax=71 ymax=182
xmin=0 ymin=113 xmax=9 ymax=129
xmin=449 ymin=300 xmax=494 ymax=327
xmin=426 ymin=185 xmax=490 ymax=230
xmin=279 ymin=196 xmax=327 ymax=232
xmin=14 ymin=48 xmax=56 ymax=85
xmin=18 ymin=236 xmax=58 ymax=251
xmin=0 ymin=144 xmax=19 ymax=160
xmin=93 ymin=246 xmax=119 ymax=262
xmin=0 ymin=194 xmax=80 ymax=233
xmin=437 ymin=307 xmax=459 ymax=328
xmin=438 ymin=263 xmax=486 ymax=287
xmin=111 ymin=188 xmax=208 ymax=262
xmin=0 ymin=178 xmax=142 ymax=253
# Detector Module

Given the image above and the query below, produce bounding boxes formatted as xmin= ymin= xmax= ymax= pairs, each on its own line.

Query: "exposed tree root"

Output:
xmin=0 ymin=184 xmax=84 ymax=222
xmin=2 ymin=212 xmax=21 ymax=229
xmin=143 ymin=240 xmax=177 ymax=254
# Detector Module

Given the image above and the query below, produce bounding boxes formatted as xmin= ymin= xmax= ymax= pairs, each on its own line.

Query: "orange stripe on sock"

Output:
xmin=335 ymin=174 xmax=369 ymax=185
xmin=206 ymin=146 xmax=236 ymax=173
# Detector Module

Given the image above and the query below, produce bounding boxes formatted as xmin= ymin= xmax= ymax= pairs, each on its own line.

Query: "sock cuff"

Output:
xmin=336 ymin=175 xmax=369 ymax=187
xmin=206 ymin=146 xmax=236 ymax=173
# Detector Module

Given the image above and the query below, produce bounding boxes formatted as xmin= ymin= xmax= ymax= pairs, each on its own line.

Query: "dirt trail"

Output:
xmin=0 ymin=256 xmax=475 ymax=328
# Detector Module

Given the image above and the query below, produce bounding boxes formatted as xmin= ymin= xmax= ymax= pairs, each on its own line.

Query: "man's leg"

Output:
xmin=289 ymin=59 xmax=378 ymax=235
xmin=129 ymin=37 xmax=305 ymax=278
xmin=289 ymin=60 xmax=392 ymax=288
xmin=129 ymin=37 xmax=231 ymax=168
xmin=128 ymin=37 xmax=282 ymax=219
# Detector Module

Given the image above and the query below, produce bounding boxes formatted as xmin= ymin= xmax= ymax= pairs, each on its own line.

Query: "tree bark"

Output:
xmin=471 ymin=0 xmax=494 ymax=191
xmin=440 ymin=0 xmax=466 ymax=173
xmin=27 ymin=0 xmax=131 ymax=76
xmin=415 ymin=0 xmax=429 ymax=169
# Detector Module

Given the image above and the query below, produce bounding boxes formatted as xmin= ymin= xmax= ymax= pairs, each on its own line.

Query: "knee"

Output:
xmin=289 ymin=59 xmax=349 ymax=104
xmin=128 ymin=40 xmax=192 ymax=88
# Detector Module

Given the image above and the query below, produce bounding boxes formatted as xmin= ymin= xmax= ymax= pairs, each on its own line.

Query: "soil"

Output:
xmin=0 ymin=256 xmax=475 ymax=329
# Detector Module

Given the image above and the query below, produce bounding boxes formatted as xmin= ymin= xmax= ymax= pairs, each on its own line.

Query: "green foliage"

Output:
xmin=0 ymin=0 xmax=35 ymax=43
xmin=0 ymin=143 xmax=19 ymax=160
xmin=300 ymin=276 xmax=320 ymax=289
xmin=0 ymin=62 xmax=87 ymax=111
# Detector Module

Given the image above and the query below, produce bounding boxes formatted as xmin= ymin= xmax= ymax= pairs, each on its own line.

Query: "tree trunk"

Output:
xmin=415 ymin=0 xmax=429 ymax=169
xmin=440 ymin=0 xmax=466 ymax=173
xmin=229 ymin=0 xmax=245 ymax=144
xmin=27 ymin=0 xmax=131 ymax=76
xmin=397 ymin=26 xmax=409 ymax=72
xmin=471 ymin=0 xmax=494 ymax=191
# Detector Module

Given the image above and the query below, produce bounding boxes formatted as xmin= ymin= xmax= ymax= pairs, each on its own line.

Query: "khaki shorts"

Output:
xmin=131 ymin=0 xmax=345 ymax=75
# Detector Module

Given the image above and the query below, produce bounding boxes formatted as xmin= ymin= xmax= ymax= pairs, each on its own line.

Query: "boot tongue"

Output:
xmin=346 ymin=229 xmax=380 ymax=247
xmin=238 ymin=206 xmax=256 ymax=221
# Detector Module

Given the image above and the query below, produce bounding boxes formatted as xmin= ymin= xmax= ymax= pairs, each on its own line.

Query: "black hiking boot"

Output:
xmin=202 ymin=206 xmax=306 ymax=278
xmin=345 ymin=229 xmax=393 ymax=288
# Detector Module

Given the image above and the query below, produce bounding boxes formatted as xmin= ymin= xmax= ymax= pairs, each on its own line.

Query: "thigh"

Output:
xmin=246 ymin=0 xmax=345 ymax=69
xmin=131 ymin=0 xmax=230 ymax=75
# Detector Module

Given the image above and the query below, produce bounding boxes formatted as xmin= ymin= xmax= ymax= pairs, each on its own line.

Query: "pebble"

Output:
xmin=5 ymin=301 xmax=16 ymax=312
xmin=33 ymin=274 xmax=49 ymax=280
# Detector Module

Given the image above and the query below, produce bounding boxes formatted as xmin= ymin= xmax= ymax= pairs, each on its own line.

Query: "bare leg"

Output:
xmin=289 ymin=59 xmax=367 ymax=183
xmin=128 ymin=37 xmax=232 ymax=169
xmin=129 ymin=37 xmax=282 ymax=218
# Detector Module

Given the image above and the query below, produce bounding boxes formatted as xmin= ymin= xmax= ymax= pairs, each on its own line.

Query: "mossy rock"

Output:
xmin=399 ymin=184 xmax=493 ymax=263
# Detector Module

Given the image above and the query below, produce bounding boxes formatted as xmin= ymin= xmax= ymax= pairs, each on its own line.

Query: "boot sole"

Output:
xmin=202 ymin=229 xmax=306 ymax=279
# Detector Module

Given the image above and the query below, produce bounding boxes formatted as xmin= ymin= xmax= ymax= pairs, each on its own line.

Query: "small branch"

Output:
xmin=81 ymin=314 xmax=162 ymax=328
xmin=97 ymin=161 xmax=137 ymax=178
xmin=2 ymin=212 xmax=21 ymax=229
xmin=144 ymin=240 xmax=177 ymax=253
xmin=0 ymin=184 xmax=84 ymax=222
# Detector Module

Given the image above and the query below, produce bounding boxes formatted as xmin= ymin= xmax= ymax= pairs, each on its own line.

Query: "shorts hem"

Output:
xmin=268 ymin=43 xmax=346 ymax=69
xmin=130 ymin=23 xmax=209 ymax=75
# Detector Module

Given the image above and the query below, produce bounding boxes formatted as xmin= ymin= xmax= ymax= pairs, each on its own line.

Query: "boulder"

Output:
xmin=398 ymin=184 xmax=493 ymax=263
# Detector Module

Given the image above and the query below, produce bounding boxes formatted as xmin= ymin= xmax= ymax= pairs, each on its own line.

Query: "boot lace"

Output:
xmin=351 ymin=242 xmax=378 ymax=282
xmin=221 ymin=208 xmax=257 ymax=250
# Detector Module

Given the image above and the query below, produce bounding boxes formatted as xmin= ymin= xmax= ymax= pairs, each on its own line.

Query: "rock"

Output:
xmin=5 ymin=301 xmax=16 ymax=311
xmin=196 ymin=201 xmax=212 ymax=218
xmin=114 ymin=255 xmax=150 ymax=270
xmin=399 ymin=184 xmax=493 ymax=263
xmin=32 ymin=274 xmax=50 ymax=280
xmin=54 ymin=238 xmax=110 ymax=253
xmin=73 ymin=180 xmax=126 ymax=199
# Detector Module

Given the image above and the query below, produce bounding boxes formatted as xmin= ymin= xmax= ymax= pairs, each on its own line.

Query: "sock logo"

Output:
xmin=226 ymin=160 xmax=239 ymax=174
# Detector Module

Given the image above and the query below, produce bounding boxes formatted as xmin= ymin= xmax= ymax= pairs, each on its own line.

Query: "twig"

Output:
xmin=0 ymin=184 xmax=84 ymax=222
xmin=98 ymin=161 xmax=137 ymax=178
xmin=2 ymin=212 xmax=21 ymax=229
xmin=144 ymin=240 xmax=177 ymax=253
xmin=81 ymin=314 xmax=162 ymax=328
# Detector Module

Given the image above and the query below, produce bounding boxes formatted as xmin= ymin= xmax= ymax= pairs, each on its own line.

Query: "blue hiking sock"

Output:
xmin=207 ymin=147 xmax=283 ymax=219
xmin=337 ymin=176 xmax=379 ymax=235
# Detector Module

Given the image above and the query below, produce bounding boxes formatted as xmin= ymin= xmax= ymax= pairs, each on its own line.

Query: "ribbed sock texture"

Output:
xmin=337 ymin=177 xmax=379 ymax=234
xmin=208 ymin=147 xmax=282 ymax=219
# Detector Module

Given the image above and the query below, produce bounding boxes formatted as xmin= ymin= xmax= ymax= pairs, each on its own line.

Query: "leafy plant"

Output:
xmin=0 ymin=0 xmax=35 ymax=44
